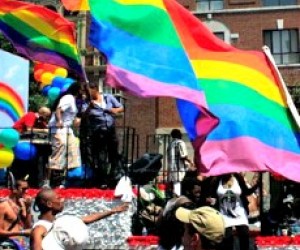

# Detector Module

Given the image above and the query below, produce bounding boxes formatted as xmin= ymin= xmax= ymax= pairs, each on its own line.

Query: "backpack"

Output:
xmin=129 ymin=153 xmax=163 ymax=185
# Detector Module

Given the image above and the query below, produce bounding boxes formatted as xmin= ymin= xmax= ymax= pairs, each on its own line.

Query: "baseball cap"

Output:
xmin=175 ymin=206 xmax=225 ymax=243
xmin=42 ymin=215 xmax=89 ymax=250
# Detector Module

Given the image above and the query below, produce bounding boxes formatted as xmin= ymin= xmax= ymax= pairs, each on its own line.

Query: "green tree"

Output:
xmin=29 ymin=80 xmax=48 ymax=111
xmin=0 ymin=33 xmax=15 ymax=52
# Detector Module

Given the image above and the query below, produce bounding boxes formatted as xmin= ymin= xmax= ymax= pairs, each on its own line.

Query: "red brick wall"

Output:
xmin=121 ymin=93 xmax=157 ymax=155
xmin=176 ymin=0 xmax=196 ymax=9
xmin=180 ymin=0 xmax=300 ymax=10
xmin=157 ymin=98 xmax=182 ymax=128
xmin=205 ymin=10 xmax=300 ymax=50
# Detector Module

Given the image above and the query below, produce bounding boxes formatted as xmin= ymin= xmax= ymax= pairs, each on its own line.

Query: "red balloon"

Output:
xmin=34 ymin=63 xmax=58 ymax=74
xmin=42 ymin=64 xmax=59 ymax=73
xmin=34 ymin=69 xmax=44 ymax=82
xmin=34 ymin=63 xmax=44 ymax=72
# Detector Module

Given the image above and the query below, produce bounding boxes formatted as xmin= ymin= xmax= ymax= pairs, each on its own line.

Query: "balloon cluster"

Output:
xmin=0 ymin=129 xmax=19 ymax=168
xmin=33 ymin=63 xmax=75 ymax=105
xmin=0 ymin=129 xmax=37 ymax=168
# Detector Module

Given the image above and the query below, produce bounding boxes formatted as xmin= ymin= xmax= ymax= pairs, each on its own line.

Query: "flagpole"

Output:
xmin=80 ymin=57 xmax=89 ymax=83
xmin=262 ymin=46 xmax=300 ymax=128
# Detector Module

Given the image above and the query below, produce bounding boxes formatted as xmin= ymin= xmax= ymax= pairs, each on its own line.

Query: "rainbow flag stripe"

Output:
xmin=0 ymin=0 xmax=84 ymax=78
xmin=89 ymin=0 xmax=300 ymax=181
xmin=0 ymin=81 xmax=25 ymax=122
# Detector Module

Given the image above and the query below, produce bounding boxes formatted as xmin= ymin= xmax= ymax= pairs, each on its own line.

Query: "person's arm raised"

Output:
xmin=82 ymin=203 xmax=129 ymax=224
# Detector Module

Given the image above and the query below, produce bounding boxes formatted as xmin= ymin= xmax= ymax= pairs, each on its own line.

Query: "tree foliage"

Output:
xmin=29 ymin=80 xmax=48 ymax=111
xmin=0 ymin=33 xmax=15 ymax=52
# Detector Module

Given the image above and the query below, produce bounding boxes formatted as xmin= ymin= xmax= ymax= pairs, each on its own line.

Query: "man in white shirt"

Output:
xmin=167 ymin=129 xmax=194 ymax=196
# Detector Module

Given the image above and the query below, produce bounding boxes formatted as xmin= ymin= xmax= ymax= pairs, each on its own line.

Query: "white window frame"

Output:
xmin=263 ymin=29 xmax=300 ymax=65
xmin=196 ymin=0 xmax=224 ymax=12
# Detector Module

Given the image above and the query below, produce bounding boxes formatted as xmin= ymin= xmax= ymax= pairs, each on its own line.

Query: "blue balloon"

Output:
xmin=0 ymin=129 xmax=20 ymax=148
xmin=67 ymin=165 xmax=93 ymax=180
xmin=42 ymin=85 xmax=51 ymax=96
xmin=61 ymin=82 xmax=72 ymax=93
xmin=14 ymin=142 xmax=37 ymax=161
xmin=64 ymin=78 xmax=75 ymax=85
xmin=52 ymin=77 xmax=66 ymax=89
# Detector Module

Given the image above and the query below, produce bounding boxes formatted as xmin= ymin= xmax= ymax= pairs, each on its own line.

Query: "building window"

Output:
xmin=262 ymin=0 xmax=296 ymax=6
xmin=93 ymin=50 xmax=107 ymax=66
xmin=204 ymin=20 xmax=231 ymax=44
xmin=213 ymin=32 xmax=225 ymax=40
xmin=263 ymin=29 xmax=300 ymax=65
xmin=99 ymin=78 xmax=123 ymax=98
xmin=196 ymin=0 xmax=224 ymax=11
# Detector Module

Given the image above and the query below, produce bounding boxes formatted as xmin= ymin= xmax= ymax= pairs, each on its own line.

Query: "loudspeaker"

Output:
xmin=129 ymin=153 xmax=163 ymax=185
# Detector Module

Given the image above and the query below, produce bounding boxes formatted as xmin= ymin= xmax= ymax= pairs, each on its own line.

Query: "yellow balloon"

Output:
xmin=41 ymin=72 xmax=55 ymax=85
xmin=39 ymin=81 xmax=51 ymax=89
xmin=55 ymin=68 xmax=68 ymax=78
xmin=0 ymin=148 xmax=14 ymax=168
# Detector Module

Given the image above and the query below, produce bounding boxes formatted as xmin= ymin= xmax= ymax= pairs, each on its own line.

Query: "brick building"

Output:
xmin=22 ymin=0 xmax=300 ymax=158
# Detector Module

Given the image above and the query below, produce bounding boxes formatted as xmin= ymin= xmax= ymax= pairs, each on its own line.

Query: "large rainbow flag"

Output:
xmin=89 ymin=0 xmax=300 ymax=181
xmin=0 ymin=0 xmax=85 ymax=79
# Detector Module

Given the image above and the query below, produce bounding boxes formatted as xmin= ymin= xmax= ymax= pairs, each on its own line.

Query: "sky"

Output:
xmin=0 ymin=49 xmax=29 ymax=128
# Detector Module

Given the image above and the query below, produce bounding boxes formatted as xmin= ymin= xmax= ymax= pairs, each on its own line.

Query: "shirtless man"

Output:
xmin=0 ymin=178 xmax=32 ymax=249
xmin=30 ymin=188 xmax=128 ymax=250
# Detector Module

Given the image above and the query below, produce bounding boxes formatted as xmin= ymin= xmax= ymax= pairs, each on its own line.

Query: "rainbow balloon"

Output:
xmin=0 ymin=81 xmax=25 ymax=122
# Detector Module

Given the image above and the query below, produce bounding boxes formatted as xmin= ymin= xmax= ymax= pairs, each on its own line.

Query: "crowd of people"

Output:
xmin=11 ymin=81 xmax=124 ymax=189
xmin=129 ymin=128 xmax=262 ymax=250
xmin=148 ymin=169 xmax=261 ymax=250
xmin=0 ymin=177 xmax=128 ymax=250
xmin=4 ymin=82 xmax=274 ymax=250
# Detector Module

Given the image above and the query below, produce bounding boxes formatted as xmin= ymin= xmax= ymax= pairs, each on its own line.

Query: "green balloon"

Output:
xmin=48 ymin=87 xmax=61 ymax=103
xmin=0 ymin=129 xmax=20 ymax=148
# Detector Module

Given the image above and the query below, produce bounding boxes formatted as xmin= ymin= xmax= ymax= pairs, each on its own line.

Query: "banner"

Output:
xmin=0 ymin=49 xmax=29 ymax=128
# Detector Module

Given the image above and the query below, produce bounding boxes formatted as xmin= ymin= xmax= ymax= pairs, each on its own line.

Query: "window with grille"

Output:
xmin=93 ymin=50 xmax=107 ymax=66
xmin=263 ymin=29 xmax=300 ymax=65
xmin=262 ymin=0 xmax=296 ymax=6
xmin=196 ymin=0 xmax=224 ymax=11
xmin=99 ymin=78 xmax=123 ymax=101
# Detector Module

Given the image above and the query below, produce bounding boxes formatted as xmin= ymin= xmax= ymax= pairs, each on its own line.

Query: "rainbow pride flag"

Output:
xmin=89 ymin=0 xmax=300 ymax=181
xmin=61 ymin=0 xmax=89 ymax=11
xmin=0 ymin=0 xmax=84 ymax=79
xmin=89 ymin=0 xmax=218 ymax=140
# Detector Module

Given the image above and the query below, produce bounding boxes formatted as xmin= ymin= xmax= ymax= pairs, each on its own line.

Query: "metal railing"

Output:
xmin=0 ymin=125 xmax=140 ymax=188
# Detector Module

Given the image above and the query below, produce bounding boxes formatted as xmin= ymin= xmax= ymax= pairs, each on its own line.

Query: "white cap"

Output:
xmin=42 ymin=215 xmax=89 ymax=250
